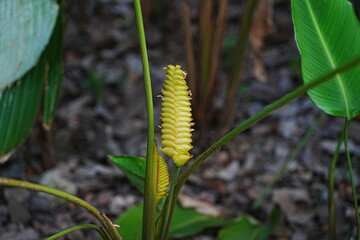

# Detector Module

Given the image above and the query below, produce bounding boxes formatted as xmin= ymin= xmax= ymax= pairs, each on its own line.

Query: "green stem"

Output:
xmin=172 ymin=55 xmax=360 ymax=211
xmin=133 ymin=0 xmax=156 ymax=239
xmin=159 ymin=167 xmax=181 ymax=240
xmin=253 ymin=113 xmax=326 ymax=208
xmin=328 ymin=130 xmax=344 ymax=240
xmin=0 ymin=178 xmax=121 ymax=240
xmin=344 ymin=119 xmax=360 ymax=239
xmin=45 ymin=224 xmax=108 ymax=240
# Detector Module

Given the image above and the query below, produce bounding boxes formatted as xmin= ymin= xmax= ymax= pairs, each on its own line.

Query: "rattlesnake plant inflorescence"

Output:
xmin=157 ymin=154 xmax=170 ymax=201
xmin=160 ymin=65 xmax=193 ymax=167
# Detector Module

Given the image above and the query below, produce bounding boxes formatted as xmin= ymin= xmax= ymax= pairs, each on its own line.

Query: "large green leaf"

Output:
xmin=109 ymin=155 xmax=146 ymax=194
xmin=0 ymin=6 xmax=63 ymax=162
xmin=113 ymin=203 xmax=226 ymax=240
xmin=0 ymin=0 xmax=59 ymax=89
xmin=292 ymin=0 xmax=360 ymax=118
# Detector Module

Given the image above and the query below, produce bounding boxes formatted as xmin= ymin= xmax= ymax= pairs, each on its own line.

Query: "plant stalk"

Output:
xmin=159 ymin=167 xmax=181 ymax=240
xmin=172 ymin=55 xmax=360 ymax=211
xmin=133 ymin=0 xmax=157 ymax=239
xmin=45 ymin=224 xmax=108 ymax=240
xmin=0 ymin=178 xmax=121 ymax=240
xmin=344 ymin=119 xmax=360 ymax=239
xmin=328 ymin=129 xmax=344 ymax=240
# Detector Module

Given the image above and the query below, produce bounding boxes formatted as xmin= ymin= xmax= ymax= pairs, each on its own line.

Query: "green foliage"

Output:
xmin=292 ymin=0 xmax=360 ymax=118
xmin=113 ymin=203 xmax=142 ymax=240
xmin=114 ymin=202 xmax=279 ymax=240
xmin=2 ymin=1 xmax=360 ymax=240
xmin=110 ymin=153 xmax=281 ymax=240
xmin=0 ymin=63 xmax=43 ymax=161
xmin=217 ymin=208 xmax=280 ymax=240
xmin=0 ymin=0 xmax=59 ymax=88
xmin=114 ymin=203 xmax=226 ymax=240
xmin=167 ymin=203 xmax=226 ymax=238
xmin=109 ymin=155 xmax=146 ymax=194
xmin=0 ymin=9 xmax=63 ymax=162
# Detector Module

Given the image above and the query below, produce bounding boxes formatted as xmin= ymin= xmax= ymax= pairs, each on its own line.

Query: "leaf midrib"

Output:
xmin=305 ymin=0 xmax=351 ymax=118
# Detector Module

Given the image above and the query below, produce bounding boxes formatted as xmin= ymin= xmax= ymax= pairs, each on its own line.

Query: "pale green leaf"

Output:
xmin=292 ymin=0 xmax=360 ymax=118
xmin=0 ymin=8 xmax=63 ymax=162
xmin=0 ymin=0 xmax=59 ymax=88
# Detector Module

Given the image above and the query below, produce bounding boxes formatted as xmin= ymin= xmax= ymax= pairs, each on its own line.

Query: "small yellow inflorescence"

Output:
xmin=157 ymin=155 xmax=170 ymax=201
xmin=160 ymin=65 xmax=193 ymax=167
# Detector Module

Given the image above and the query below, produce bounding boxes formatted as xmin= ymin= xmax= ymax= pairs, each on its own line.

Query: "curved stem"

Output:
xmin=0 ymin=178 xmax=121 ymax=240
xmin=171 ymin=55 xmax=360 ymax=211
xmin=328 ymin=130 xmax=344 ymax=240
xmin=344 ymin=119 xmax=360 ymax=239
xmin=133 ymin=0 xmax=156 ymax=239
xmin=44 ymin=224 xmax=108 ymax=240
xmin=159 ymin=167 xmax=181 ymax=240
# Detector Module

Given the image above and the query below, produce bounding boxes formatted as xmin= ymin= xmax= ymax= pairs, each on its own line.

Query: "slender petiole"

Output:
xmin=44 ymin=224 xmax=108 ymax=240
xmin=133 ymin=0 xmax=157 ymax=239
xmin=158 ymin=167 xmax=181 ymax=240
xmin=0 ymin=177 xmax=121 ymax=240
xmin=328 ymin=129 xmax=344 ymax=240
xmin=344 ymin=119 xmax=360 ymax=240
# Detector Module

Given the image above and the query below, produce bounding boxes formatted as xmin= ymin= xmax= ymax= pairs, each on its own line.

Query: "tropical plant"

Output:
xmin=0 ymin=0 xmax=360 ymax=239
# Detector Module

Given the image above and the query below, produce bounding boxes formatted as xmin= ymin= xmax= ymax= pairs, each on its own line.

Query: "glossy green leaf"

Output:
xmin=217 ymin=208 xmax=280 ymax=240
xmin=292 ymin=0 xmax=360 ymax=118
xmin=113 ymin=203 xmax=226 ymax=240
xmin=0 ymin=0 xmax=59 ymax=89
xmin=109 ymin=155 xmax=146 ymax=194
xmin=43 ymin=11 xmax=64 ymax=128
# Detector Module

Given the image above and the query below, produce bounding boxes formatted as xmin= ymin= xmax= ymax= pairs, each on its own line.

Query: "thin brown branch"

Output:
xmin=199 ymin=0 xmax=213 ymax=111
xmin=205 ymin=0 xmax=229 ymax=120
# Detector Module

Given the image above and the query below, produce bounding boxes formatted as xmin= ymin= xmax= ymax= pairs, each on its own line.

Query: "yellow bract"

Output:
xmin=160 ymin=65 xmax=193 ymax=166
xmin=157 ymin=155 xmax=170 ymax=201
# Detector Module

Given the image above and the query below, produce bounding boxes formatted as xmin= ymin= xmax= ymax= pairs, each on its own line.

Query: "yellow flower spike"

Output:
xmin=153 ymin=140 xmax=170 ymax=202
xmin=157 ymin=155 xmax=170 ymax=201
xmin=160 ymin=65 xmax=193 ymax=166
